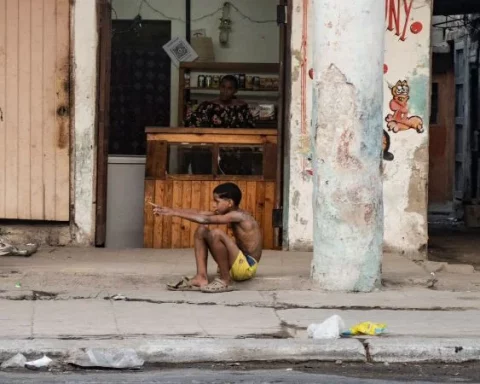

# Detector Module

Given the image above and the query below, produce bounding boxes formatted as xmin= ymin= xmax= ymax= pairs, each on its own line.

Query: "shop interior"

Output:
xmin=427 ymin=15 xmax=480 ymax=269
xmin=100 ymin=0 xmax=285 ymax=250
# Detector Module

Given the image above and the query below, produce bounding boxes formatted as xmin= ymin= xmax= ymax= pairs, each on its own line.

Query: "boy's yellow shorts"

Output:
xmin=230 ymin=251 xmax=258 ymax=281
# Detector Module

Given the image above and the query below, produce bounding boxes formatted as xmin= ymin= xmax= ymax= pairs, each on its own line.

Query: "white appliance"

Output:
xmin=105 ymin=156 xmax=146 ymax=248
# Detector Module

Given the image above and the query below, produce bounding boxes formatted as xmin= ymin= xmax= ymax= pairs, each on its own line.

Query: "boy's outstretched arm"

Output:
xmin=153 ymin=207 xmax=242 ymax=225
xmin=149 ymin=203 xmax=214 ymax=217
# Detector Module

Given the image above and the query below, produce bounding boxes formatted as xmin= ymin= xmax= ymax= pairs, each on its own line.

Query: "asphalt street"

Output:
xmin=0 ymin=368 xmax=477 ymax=384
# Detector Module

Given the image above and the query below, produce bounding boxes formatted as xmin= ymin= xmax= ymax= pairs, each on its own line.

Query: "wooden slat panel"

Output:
xmin=200 ymin=180 xmax=211 ymax=212
xmin=147 ymin=134 xmax=276 ymax=145
xmin=209 ymin=181 xmax=220 ymax=231
xmin=0 ymin=0 xmax=7 ymax=217
xmin=161 ymin=174 xmax=265 ymax=181
xmin=264 ymin=182 xmax=275 ymax=249
xmin=18 ymin=0 xmax=32 ymax=219
xmin=95 ymin=0 xmax=113 ymax=244
xmin=162 ymin=181 xmax=173 ymax=248
xmin=189 ymin=181 xmax=202 ymax=247
xmin=147 ymin=179 xmax=275 ymax=250
xmin=255 ymin=182 xmax=265 ymax=244
xmin=153 ymin=180 xmax=165 ymax=248
xmin=54 ymin=0 xmax=70 ymax=220
xmin=43 ymin=0 xmax=57 ymax=220
xmin=181 ymin=181 xmax=192 ymax=248
xmin=145 ymin=140 xmax=167 ymax=178
xmin=245 ymin=182 xmax=257 ymax=217
xmin=0 ymin=0 xmax=70 ymax=221
xmin=30 ymin=0 xmax=45 ymax=219
xmin=171 ymin=181 xmax=183 ymax=248
xmin=5 ymin=0 xmax=19 ymax=218
xmin=146 ymin=128 xmax=278 ymax=136
xmin=263 ymin=142 xmax=277 ymax=181
xmin=143 ymin=180 xmax=155 ymax=248
xmin=236 ymin=181 xmax=247 ymax=209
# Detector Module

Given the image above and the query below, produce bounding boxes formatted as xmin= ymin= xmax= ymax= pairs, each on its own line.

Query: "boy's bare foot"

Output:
xmin=189 ymin=274 xmax=209 ymax=288
xmin=201 ymin=278 xmax=234 ymax=293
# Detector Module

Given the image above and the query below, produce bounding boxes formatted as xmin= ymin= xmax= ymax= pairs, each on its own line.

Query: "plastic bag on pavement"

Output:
xmin=25 ymin=355 xmax=52 ymax=369
xmin=341 ymin=321 xmax=387 ymax=337
xmin=307 ymin=315 xmax=346 ymax=339
xmin=67 ymin=348 xmax=144 ymax=369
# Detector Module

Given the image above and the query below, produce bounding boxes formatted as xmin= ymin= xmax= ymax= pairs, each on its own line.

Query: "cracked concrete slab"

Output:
xmin=272 ymin=289 xmax=480 ymax=310
xmin=3 ymin=288 xmax=480 ymax=312
xmin=136 ymin=338 xmax=366 ymax=363
xmin=276 ymin=309 xmax=480 ymax=338
xmin=0 ymin=338 xmax=367 ymax=364
xmin=193 ymin=304 xmax=282 ymax=338
xmin=367 ymin=337 xmax=480 ymax=363
xmin=113 ymin=302 xmax=205 ymax=337
xmin=8 ymin=248 xmax=479 ymax=295
xmin=0 ymin=301 xmax=33 ymax=339
xmin=115 ymin=290 xmax=275 ymax=308
xmin=113 ymin=302 xmax=283 ymax=339
xmin=33 ymin=300 xmax=117 ymax=338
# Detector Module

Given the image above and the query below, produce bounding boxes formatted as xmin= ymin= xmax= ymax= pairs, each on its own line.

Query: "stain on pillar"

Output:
xmin=406 ymin=144 xmax=428 ymax=213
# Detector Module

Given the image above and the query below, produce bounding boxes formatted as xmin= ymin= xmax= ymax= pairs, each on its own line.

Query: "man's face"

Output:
xmin=219 ymin=80 xmax=237 ymax=102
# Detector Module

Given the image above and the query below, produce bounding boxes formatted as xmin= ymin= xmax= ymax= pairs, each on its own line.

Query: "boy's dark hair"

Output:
xmin=213 ymin=183 xmax=242 ymax=206
xmin=221 ymin=75 xmax=239 ymax=90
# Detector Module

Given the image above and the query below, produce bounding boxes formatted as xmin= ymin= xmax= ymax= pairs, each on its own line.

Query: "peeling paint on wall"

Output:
xmin=382 ymin=0 xmax=431 ymax=259
xmin=283 ymin=0 xmax=314 ymax=250
xmin=72 ymin=0 xmax=98 ymax=245
xmin=406 ymin=144 xmax=429 ymax=214
xmin=286 ymin=0 xmax=431 ymax=256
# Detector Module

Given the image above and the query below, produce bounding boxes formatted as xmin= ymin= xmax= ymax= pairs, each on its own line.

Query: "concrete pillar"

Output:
xmin=73 ymin=0 xmax=98 ymax=244
xmin=310 ymin=0 xmax=384 ymax=291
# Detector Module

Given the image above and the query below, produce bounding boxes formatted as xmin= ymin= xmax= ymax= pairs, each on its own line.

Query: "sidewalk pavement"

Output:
xmin=1 ymin=247 xmax=480 ymax=294
xmin=1 ymin=247 xmax=480 ymax=366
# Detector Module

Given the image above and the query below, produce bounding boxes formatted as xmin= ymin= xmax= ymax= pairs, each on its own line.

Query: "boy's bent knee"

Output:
xmin=195 ymin=225 xmax=209 ymax=239
xmin=209 ymin=228 xmax=225 ymax=241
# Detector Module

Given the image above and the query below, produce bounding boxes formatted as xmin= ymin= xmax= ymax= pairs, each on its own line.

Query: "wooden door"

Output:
xmin=95 ymin=0 xmax=112 ymax=245
xmin=429 ymin=55 xmax=455 ymax=206
xmin=0 ymin=0 xmax=70 ymax=221
xmin=453 ymin=39 xmax=471 ymax=202
xmin=275 ymin=0 xmax=288 ymax=248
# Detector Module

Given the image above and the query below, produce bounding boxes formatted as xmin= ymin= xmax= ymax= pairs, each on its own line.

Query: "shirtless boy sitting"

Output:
xmin=152 ymin=182 xmax=262 ymax=293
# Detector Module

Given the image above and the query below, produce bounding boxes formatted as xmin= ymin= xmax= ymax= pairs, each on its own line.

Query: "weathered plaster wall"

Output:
xmin=382 ymin=0 xmax=432 ymax=259
xmin=71 ymin=0 xmax=98 ymax=245
xmin=283 ymin=0 xmax=314 ymax=251
xmin=310 ymin=0 xmax=384 ymax=291
xmin=286 ymin=0 xmax=432 ymax=259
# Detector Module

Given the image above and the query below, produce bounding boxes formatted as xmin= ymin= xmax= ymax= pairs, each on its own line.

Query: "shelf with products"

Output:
xmin=178 ymin=62 xmax=280 ymax=126
xmin=187 ymin=88 xmax=279 ymax=97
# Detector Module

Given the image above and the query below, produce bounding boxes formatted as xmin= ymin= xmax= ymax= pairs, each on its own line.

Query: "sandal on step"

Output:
xmin=200 ymin=278 xmax=234 ymax=293
xmin=167 ymin=277 xmax=201 ymax=291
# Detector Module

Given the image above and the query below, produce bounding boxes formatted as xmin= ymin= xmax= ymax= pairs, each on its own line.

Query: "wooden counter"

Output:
xmin=144 ymin=128 xmax=278 ymax=249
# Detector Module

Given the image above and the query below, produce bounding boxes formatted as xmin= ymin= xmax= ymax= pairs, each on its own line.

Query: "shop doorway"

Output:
xmin=428 ymin=17 xmax=480 ymax=269
xmin=428 ymin=52 xmax=455 ymax=215
xmin=95 ymin=0 xmax=290 ymax=249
